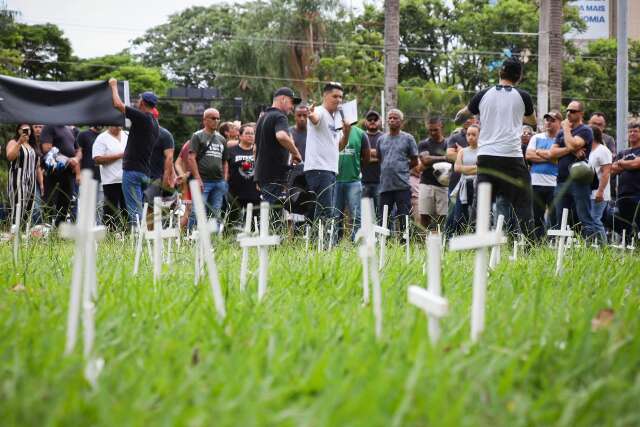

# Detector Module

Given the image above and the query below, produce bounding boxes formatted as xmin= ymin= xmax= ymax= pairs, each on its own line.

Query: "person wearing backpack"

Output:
xmin=187 ymin=108 xmax=228 ymax=229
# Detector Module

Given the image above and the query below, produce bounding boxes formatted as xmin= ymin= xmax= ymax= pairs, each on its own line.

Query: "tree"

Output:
xmin=0 ymin=4 xmax=22 ymax=76
xmin=13 ymin=23 xmax=73 ymax=80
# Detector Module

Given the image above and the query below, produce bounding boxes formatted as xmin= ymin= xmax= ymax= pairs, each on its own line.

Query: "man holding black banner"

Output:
xmin=109 ymin=78 xmax=159 ymax=226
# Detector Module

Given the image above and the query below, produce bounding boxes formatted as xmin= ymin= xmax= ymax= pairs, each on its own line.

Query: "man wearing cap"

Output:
xmin=550 ymin=100 xmax=602 ymax=242
xmin=254 ymin=87 xmax=302 ymax=204
xmin=304 ymin=82 xmax=350 ymax=221
xmin=109 ymin=78 xmax=160 ymax=225
xmin=526 ymin=110 xmax=561 ymax=239
xmin=455 ymin=57 xmax=537 ymax=237
xmin=361 ymin=110 xmax=383 ymax=220
xmin=187 ymin=108 xmax=228 ymax=227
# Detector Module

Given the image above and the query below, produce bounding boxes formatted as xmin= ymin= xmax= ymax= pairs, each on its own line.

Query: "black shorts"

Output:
xmin=477 ymin=155 xmax=531 ymax=204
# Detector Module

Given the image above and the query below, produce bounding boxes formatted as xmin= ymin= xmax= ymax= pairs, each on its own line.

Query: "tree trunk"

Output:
xmin=384 ymin=0 xmax=400 ymax=113
xmin=548 ymin=0 xmax=563 ymax=110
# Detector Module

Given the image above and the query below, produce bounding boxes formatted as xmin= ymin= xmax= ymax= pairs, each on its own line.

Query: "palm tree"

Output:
xmin=549 ymin=0 xmax=563 ymax=110
xmin=384 ymin=0 xmax=400 ymax=113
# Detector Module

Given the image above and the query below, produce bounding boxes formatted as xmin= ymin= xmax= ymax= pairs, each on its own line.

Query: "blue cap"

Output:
xmin=140 ymin=91 xmax=158 ymax=107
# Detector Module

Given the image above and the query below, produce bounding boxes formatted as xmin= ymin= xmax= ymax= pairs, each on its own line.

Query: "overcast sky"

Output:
xmin=9 ymin=0 xmax=369 ymax=59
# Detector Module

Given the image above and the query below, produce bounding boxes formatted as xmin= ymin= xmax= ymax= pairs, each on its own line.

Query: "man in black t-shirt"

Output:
xmin=455 ymin=58 xmax=536 ymax=237
xmin=41 ymin=124 xmax=81 ymax=225
xmin=417 ymin=116 xmax=449 ymax=230
xmin=77 ymin=126 xmax=102 ymax=181
xmin=109 ymin=78 xmax=159 ymax=225
xmin=549 ymin=100 xmax=601 ymax=242
xmin=361 ymin=110 xmax=383 ymax=221
xmin=254 ymin=87 xmax=302 ymax=204
xmin=611 ymin=122 xmax=640 ymax=237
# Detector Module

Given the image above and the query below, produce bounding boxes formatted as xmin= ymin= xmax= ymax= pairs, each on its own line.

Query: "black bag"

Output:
xmin=284 ymin=163 xmax=316 ymax=214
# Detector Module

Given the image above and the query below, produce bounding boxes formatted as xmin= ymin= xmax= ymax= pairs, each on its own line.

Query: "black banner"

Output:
xmin=0 ymin=75 xmax=127 ymax=126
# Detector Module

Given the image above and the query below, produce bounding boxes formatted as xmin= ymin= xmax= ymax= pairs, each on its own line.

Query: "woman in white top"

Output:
xmin=451 ymin=124 xmax=479 ymax=233
xmin=588 ymin=126 xmax=611 ymax=241
xmin=93 ymin=126 xmax=128 ymax=230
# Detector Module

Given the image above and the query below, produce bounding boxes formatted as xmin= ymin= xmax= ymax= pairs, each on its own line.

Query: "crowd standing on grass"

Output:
xmin=6 ymin=57 xmax=640 ymax=247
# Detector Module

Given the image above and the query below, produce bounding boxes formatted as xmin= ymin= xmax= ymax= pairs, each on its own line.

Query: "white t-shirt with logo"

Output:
xmin=589 ymin=144 xmax=612 ymax=201
xmin=304 ymin=105 xmax=342 ymax=174
xmin=92 ymin=130 xmax=128 ymax=185
xmin=468 ymin=85 xmax=534 ymax=157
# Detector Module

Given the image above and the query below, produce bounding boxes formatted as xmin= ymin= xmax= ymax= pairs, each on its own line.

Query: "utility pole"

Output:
xmin=383 ymin=0 xmax=400 ymax=113
xmin=537 ymin=0 xmax=550 ymax=128
xmin=548 ymin=0 xmax=563 ymax=110
xmin=616 ymin=0 xmax=629 ymax=152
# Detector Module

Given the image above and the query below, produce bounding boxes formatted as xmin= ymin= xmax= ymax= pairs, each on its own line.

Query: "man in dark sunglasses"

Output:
xmin=549 ymin=100 xmax=603 ymax=242
xmin=453 ymin=57 xmax=537 ymax=238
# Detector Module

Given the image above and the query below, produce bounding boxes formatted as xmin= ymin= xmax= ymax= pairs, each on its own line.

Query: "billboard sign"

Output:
xmin=567 ymin=0 xmax=610 ymax=40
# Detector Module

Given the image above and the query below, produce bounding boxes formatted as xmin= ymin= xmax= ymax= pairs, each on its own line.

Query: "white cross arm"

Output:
xmin=408 ymin=286 xmax=449 ymax=317
xmin=547 ymin=229 xmax=574 ymax=237
xmin=373 ymin=225 xmax=391 ymax=237
xmin=239 ymin=235 xmax=281 ymax=248
xmin=59 ymin=224 xmax=107 ymax=241
xmin=449 ymin=231 xmax=506 ymax=251
xmin=145 ymin=228 xmax=180 ymax=240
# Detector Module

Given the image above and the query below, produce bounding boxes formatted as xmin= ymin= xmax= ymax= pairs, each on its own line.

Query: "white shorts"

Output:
xmin=418 ymin=184 xmax=448 ymax=216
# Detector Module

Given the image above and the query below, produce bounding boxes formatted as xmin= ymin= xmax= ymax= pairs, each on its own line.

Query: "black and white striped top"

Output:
xmin=8 ymin=143 xmax=38 ymax=223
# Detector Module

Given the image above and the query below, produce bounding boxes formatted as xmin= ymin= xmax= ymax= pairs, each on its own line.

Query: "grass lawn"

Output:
xmin=1 ymin=235 xmax=639 ymax=426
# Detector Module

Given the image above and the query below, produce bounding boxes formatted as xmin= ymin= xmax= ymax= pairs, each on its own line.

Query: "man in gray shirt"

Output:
xmin=378 ymin=109 xmax=419 ymax=234
xmin=187 ymin=108 xmax=228 ymax=228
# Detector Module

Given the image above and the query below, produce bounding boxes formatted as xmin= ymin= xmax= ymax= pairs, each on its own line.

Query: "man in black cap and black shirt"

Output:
xmin=254 ymin=87 xmax=303 ymax=204
xmin=109 ymin=78 xmax=159 ymax=225
xmin=361 ymin=110 xmax=383 ymax=220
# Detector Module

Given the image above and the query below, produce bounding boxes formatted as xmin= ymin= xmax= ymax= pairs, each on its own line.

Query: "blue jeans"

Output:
xmin=260 ymin=182 xmax=286 ymax=205
xmin=333 ymin=180 xmax=362 ymax=241
xmin=305 ymin=170 xmax=336 ymax=220
xmin=122 ymin=170 xmax=150 ymax=226
xmin=188 ymin=179 xmax=228 ymax=229
xmin=362 ymin=183 xmax=380 ymax=223
xmin=31 ymin=184 xmax=44 ymax=225
xmin=590 ymin=198 xmax=607 ymax=243
xmin=555 ymin=180 xmax=604 ymax=243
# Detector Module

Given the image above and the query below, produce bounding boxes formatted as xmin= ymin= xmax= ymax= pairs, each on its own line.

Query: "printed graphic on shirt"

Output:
xmin=234 ymin=154 xmax=255 ymax=179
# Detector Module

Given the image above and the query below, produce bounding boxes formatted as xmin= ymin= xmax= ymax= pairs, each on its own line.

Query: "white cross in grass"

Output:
xmin=238 ymin=202 xmax=281 ymax=301
xmin=449 ymin=183 xmax=506 ymax=343
xmin=237 ymin=202 xmax=254 ymax=292
xmin=376 ymin=204 xmax=390 ymax=270
xmin=408 ymin=234 xmax=449 ymax=344
xmin=489 ymin=214 xmax=504 ymax=270
xmin=59 ymin=170 xmax=106 ymax=387
xmin=189 ymin=180 xmax=226 ymax=318
xmin=146 ymin=197 xmax=179 ymax=284
xmin=357 ymin=198 xmax=383 ymax=338
xmin=547 ymin=208 xmax=573 ymax=275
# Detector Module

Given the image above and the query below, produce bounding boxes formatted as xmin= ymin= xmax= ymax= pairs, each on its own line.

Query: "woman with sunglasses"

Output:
xmin=6 ymin=124 xmax=42 ymax=228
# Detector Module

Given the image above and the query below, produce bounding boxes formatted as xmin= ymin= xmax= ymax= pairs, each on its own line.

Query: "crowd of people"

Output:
xmin=6 ymin=58 xmax=640 ymax=245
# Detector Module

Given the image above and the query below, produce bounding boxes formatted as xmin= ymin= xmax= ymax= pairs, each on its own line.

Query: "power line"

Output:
xmin=18 ymin=18 xmax=632 ymax=63
xmin=3 ymin=56 xmax=638 ymax=104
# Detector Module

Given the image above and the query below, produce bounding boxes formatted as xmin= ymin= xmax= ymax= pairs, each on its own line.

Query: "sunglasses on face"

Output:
xmin=566 ymin=109 xmax=581 ymax=114
xmin=496 ymin=85 xmax=513 ymax=91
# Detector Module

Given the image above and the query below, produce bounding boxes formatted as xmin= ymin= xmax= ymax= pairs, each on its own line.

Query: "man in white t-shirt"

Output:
xmin=588 ymin=125 xmax=612 ymax=242
xmin=455 ymin=57 xmax=537 ymax=237
xmin=93 ymin=126 xmax=128 ymax=230
xmin=526 ymin=110 xmax=561 ymax=240
xmin=304 ymin=81 xmax=349 ymax=220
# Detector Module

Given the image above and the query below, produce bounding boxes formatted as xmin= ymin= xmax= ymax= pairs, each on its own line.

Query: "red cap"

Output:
xmin=151 ymin=107 xmax=159 ymax=119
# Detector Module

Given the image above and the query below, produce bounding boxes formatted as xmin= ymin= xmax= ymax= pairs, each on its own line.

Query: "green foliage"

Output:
xmin=13 ymin=23 xmax=73 ymax=80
